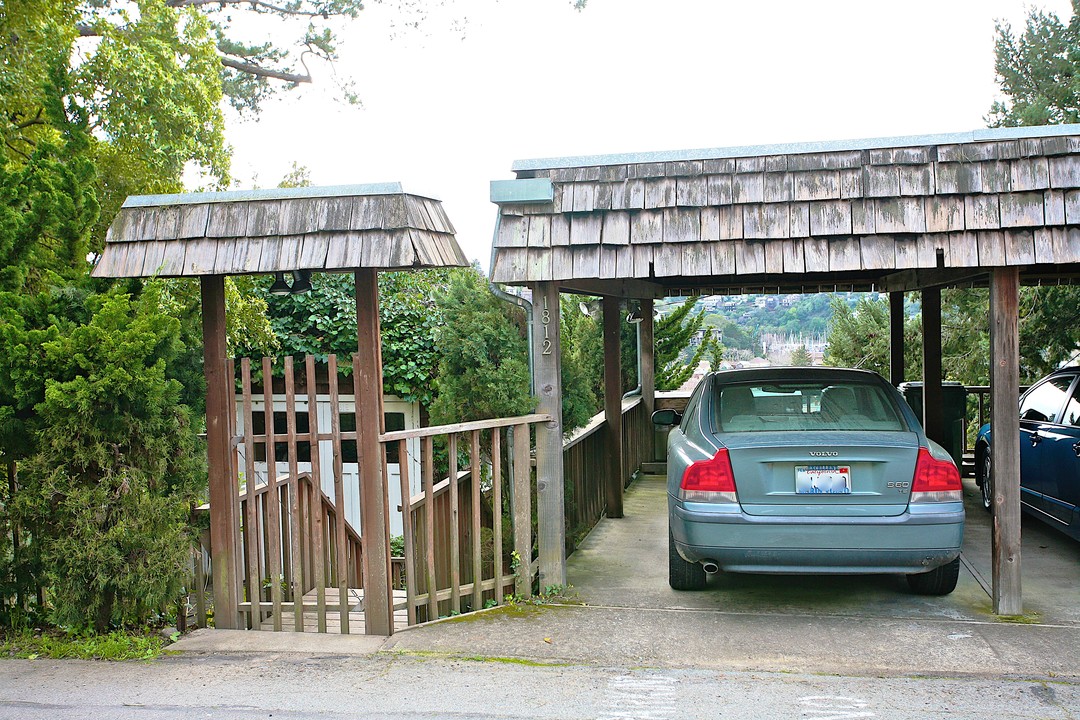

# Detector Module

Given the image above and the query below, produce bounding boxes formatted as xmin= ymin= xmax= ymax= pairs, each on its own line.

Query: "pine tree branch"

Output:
xmin=219 ymin=54 xmax=311 ymax=84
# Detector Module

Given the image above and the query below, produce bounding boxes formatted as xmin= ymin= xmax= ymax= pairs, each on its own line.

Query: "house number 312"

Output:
xmin=541 ymin=296 xmax=552 ymax=355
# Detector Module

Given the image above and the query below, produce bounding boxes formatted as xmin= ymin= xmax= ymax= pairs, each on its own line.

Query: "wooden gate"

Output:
xmin=205 ymin=353 xmax=548 ymax=633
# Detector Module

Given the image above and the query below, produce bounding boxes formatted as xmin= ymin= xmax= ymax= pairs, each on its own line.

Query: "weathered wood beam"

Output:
xmin=558 ymin=278 xmax=664 ymax=299
xmin=889 ymin=291 xmax=905 ymax=387
xmin=531 ymin=282 xmax=567 ymax=589
xmin=921 ymin=287 xmax=945 ymax=445
xmin=603 ymin=296 xmax=624 ymax=519
xmin=990 ymin=267 xmax=1022 ymax=615
xmin=881 ymin=268 xmax=988 ymax=293
xmin=354 ymin=268 xmax=393 ymax=635
xmin=201 ymin=275 xmax=240 ymax=629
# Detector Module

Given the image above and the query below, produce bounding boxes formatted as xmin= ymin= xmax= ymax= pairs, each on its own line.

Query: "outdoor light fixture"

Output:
xmin=578 ymin=299 xmax=601 ymax=317
xmin=269 ymin=271 xmax=291 ymax=296
xmin=290 ymin=269 xmax=313 ymax=294
xmin=626 ymin=302 xmax=643 ymax=324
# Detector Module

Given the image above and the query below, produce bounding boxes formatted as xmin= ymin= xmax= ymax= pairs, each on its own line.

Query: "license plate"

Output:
xmin=795 ymin=465 xmax=851 ymax=494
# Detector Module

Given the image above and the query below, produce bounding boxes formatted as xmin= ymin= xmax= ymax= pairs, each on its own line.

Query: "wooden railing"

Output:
xmin=384 ymin=414 xmax=551 ymax=624
xmin=562 ymin=396 xmax=651 ymax=552
xmin=192 ymin=476 xmax=404 ymax=632
xmin=234 ymin=470 xmax=363 ymax=631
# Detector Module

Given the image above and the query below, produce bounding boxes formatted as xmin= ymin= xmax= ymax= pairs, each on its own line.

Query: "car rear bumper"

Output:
xmin=671 ymin=499 xmax=964 ymax=574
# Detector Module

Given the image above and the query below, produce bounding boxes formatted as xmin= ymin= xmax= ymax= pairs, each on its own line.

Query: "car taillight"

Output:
xmin=910 ymin=447 xmax=962 ymax=503
xmin=680 ymin=448 xmax=738 ymax=503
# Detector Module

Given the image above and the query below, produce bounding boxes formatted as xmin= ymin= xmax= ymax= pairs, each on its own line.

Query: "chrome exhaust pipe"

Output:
xmin=702 ymin=561 xmax=719 ymax=574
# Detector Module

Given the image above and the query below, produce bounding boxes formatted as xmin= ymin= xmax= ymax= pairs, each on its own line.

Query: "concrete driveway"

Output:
xmin=565 ymin=473 xmax=1080 ymax=626
xmin=384 ymin=472 xmax=1080 ymax=678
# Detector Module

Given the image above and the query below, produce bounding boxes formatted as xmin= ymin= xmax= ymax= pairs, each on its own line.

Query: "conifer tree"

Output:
xmin=655 ymin=299 xmax=708 ymax=391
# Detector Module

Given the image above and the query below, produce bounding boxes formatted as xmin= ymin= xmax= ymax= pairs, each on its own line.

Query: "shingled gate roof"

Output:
xmin=93 ymin=183 xmax=467 ymax=279
xmin=490 ymin=125 xmax=1080 ymax=294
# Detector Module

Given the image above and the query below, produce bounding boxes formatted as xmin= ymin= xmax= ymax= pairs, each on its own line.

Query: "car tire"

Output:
xmin=906 ymin=557 xmax=960 ymax=596
xmin=668 ymin=529 xmax=706 ymax=591
xmin=978 ymin=448 xmax=993 ymax=513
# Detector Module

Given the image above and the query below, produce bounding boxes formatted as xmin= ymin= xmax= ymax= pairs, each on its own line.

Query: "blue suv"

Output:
xmin=975 ymin=368 xmax=1080 ymax=541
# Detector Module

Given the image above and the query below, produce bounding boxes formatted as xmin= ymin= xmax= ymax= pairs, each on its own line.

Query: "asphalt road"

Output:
xmin=1 ymin=651 xmax=1077 ymax=720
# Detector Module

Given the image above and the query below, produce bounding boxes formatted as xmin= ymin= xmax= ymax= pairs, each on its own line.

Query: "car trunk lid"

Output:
xmin=724 ymin=431 xmax=920 ymax=517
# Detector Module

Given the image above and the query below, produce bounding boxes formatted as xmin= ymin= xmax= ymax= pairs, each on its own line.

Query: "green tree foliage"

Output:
xmin=8 ymin=286 xmax=202 ymax=632
xmin=988 ymin=1 xmax=1080 ymax=127
xmin=559 ymin=296 xmax=601 ymax=429
xmin=0 ymin=0 xmax=323 ymax=631
xmin=789 ymin=344 xmax=812 ymax=366
xmin=429 ymin=268 xmax=532 ymax=424
xmin=1019 ymin=285 xmax=1080 ymax=377
xmin=985 ymin=2 xmax=1080 ymax=378
xmin=257 ymin=270 xmax=449 ymax=407
xmin=703 ymin=334 xmax=726 ymax=370
xmin=823 ymin=295 xmax=923 ymax=379
xmin=655 ymin=298 xmax=708 ymax=391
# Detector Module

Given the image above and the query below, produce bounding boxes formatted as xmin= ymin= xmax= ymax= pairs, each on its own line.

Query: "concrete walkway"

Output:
xmin=174 ymin=473 xmax=1080 ymax=680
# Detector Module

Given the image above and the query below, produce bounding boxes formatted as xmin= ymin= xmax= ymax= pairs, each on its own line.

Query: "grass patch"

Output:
xmin=994 ymin=612 xmax=1042 ymax=625
xmin=440 ymin=603 xmax=546 ymax=623
xmin=0 ymin=629 xmax=167 ymax=661
xmin=387 ymin=649 xmax=571 ymax=667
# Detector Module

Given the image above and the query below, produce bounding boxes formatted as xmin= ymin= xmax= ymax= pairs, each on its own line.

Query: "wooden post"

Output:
xmin=200 ymin=275 xmax=240 ymax=629
xmin=640 ymin=299 xmax=655 ymax=461
xmin=990 ymin=267 xmax=1022 ymax=615
xmin=603 ymin=296 xmax=624 ymax=519
xmin=512 ymin=423 xmax=532 ymax=600
xmin=354 ymin=269 xmax=393 ymax=635
xmin=921 ymin=287 xmax=944 ymax=444
xmin=889 ymin=291 xmax=905 ymax=387
xmin=531 ymin=282 xmax=567 ymax=589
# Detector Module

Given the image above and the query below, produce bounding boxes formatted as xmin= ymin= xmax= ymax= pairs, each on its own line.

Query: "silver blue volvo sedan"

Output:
xmin=652 ymin=367 xmax=965 ymax=594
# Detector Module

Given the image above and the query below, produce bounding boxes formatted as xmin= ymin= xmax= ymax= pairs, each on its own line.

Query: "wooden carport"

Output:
xmin=490 ymin=124 xmax=1080 ymax=615
xmin=92 ymin=183 xmax=468 ymax=633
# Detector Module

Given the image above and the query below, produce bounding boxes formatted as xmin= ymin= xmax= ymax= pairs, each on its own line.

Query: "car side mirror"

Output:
xmin=1020 ymin=408 xmax=1049 ymax=422
xmin=652 ymin=409 xmax=682 ymax=427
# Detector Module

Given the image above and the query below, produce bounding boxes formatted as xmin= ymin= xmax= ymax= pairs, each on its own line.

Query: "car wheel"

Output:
xmin=979 ymin=448 xmax=993 ymax=513
xmin=668 ymin=528 xmax=706 ymax=591
xmin=906 ymin=557 xmax=960 ymax=596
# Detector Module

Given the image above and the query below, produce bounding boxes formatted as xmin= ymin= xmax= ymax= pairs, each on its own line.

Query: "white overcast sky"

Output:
xmin=221 ymin=0 xmax=1075 ymax=270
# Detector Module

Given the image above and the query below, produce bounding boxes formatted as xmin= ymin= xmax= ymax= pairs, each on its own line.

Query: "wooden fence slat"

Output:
xmin=261 ymin=357 xmax=284 ymax=631
xmin=226 ymin=358 xmax=243 ymax=623
xmin=283 ymin=357 xmax=304 ymax=632
xmin=470 ymin=430 xmax=483 ymax=612
xmin=423 ymin=436 xmax=438 ymax=621
xmin=239 ymin=358 xmax=262 ymax=629
xmin=398 ymin=439 xmax=417 ymax=625
xmin=304 ymin=355 xmax=327 ymax=632
xmin=380 ymin=413 xmax=552 ymax=442
xmin=492 ymin=429 xmax=504 ymax=604
xmin=194 ymin=545 xmax=207 ymax=627
xmin=327 ymin=355 xmax=350 ymax=634
xmin=448 ymin=433 xmax=461 ymax=614
xmin=512 ymin=423 xmax=532 ymax=600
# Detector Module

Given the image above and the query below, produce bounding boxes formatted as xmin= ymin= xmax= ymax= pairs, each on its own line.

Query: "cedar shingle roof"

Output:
xmin=92 ymin=183 xmax=467 ymax=278
xmin=490 ymin=126 xmax=1080 ymax=289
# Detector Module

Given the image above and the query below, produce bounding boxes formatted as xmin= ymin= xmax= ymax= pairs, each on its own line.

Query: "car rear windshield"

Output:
xmin=714 ymin=379 xmax=907 ymax=432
